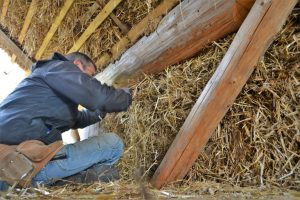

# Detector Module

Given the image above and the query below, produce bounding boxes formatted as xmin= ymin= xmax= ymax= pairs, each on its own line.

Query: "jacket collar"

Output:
xmin=31 ymin=52 xmax=68 ymax=71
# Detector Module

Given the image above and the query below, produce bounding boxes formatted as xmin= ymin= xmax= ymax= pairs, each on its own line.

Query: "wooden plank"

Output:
xmin=95 ymin=0 xmax=254 ymax=87
xmin=80 ymin=2 xmax=100 ymax=25
xmin=67 ymin=0 xmax=123 ymax=53
xmin=150 ymin=0 xmax=297 ymax=189
xmin=0 ymin=28 xmax=33 ymax=69
xmin=11 ymin=0 xmax=37 ymax=62
xmin=110 ymin=13 xmax=130 ymax=35
xmin=18 ymin=0 xmax=37 ymax=44
xmin=95 ymin=0 xmax=178 ymax=69
xmin=0 ymin=0 xmax=9 ymax=20
xmin=35 ymin=0 xmax=75 ymax=59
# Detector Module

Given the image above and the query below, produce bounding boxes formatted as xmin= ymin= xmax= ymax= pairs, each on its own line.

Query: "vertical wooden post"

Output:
xmin=151 ymin=0 xmax=297 ymax=189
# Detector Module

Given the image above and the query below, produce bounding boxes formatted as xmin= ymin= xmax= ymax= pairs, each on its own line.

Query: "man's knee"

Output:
xmin=95 ymin=133 xmax=124 ymax=160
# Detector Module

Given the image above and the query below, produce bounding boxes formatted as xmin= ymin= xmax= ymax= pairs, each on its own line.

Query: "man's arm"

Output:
xmin=73 ymin=109 xmax=106 ymax=129
xmin=43 ymin=61 xmax=132 ymax=112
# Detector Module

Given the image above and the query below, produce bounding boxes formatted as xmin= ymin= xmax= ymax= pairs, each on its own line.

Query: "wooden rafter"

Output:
xmin=0 ymin=0 xmax=9 ymax=21
xmin=95 ymin=0 xmax=253 ymax=87
xmin=35 ymin=0 xmax=75 ymax=59
xmin=18 ymin=0 xmax=37 ymax=44
xmin=0 ymin=28 xmax=32 ymax=69
xmin=11 ymin=0 xmax=37 ymax=62
xmin=151 ymin=0 xmax=297 ymax=189
xmin=95 ymin=0 xmax=178 ymax=69
xmin=83 ymin=1 xmax=129 ymax=35
xmin=67 ymin=0 xmax=123 ymax=53
xmin=109 ymin=13 xmax=129 ymax=35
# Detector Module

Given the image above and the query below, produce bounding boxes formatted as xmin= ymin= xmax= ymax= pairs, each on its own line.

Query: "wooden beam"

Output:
xmin=18 ymin=0 xmax=37 ymax=44
xmin=0 ymin=28 xmax=33 ymax=69
xmin=35 ymin=0 xmax=75 ymax=59
xmin=95 ymin=0 xmax=254 ymax=87
xmin=109 ymin=13 xmax=130 ymax=35
xmin=67 ymin=0 xmax=123 ymax=53
xmin=80 ymin=2 xmax=100 ymax=25
xmin=11 ymin=0 xmax=37 ymax=63
xmin=150 ymin=0 xmax=297 ymax=189
xmin=0 ymin=0 xmax=9 ymax=21
xmin=95 ymin=0 xmax=178 ymax=69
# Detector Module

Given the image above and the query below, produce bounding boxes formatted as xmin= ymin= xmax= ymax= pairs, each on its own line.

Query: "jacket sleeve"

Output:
xmin=72 ymin=109 xmax=106 ymax=129
xmin=43 ymin=61 xmax=132 ymax=112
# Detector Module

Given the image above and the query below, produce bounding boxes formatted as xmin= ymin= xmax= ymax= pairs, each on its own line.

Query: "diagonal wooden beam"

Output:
xmin=151 ymin=0 xmax=297 ymax=189
xmin=11 ymin=0 xmax=38 ymax=63
xmin=18 ymin=0 xmax=37 ymax=44
xmin=109 ymin=13 xmax=130 ymax=35
xmin=67 ymin=0 xmax=123 ymax=53
xmin=0 ymin=28 xmax=32 ymax=70
xmin=95 ymin=0 xmax=178 ymax=69
xmin=0 ymin=0 xmax=9 ymax=21
xmin=95 ymin=0 xmax=253 ymax=87
xmin=35 ymin=0 xmax=75 ymax=59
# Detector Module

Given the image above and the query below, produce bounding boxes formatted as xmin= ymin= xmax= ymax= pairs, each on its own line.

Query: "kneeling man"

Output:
xmin=0 ymin=52 xmax=132 ymax=190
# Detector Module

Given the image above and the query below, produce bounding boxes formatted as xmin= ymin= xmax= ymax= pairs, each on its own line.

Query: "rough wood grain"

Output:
xmin=11 ymin=0 xmax=37 ymax=62
xmin=0 ymin=0 xmax=9 ymax=20
xmin=150 ymin=0 xmax=297 ymax=189
xmin=67 ymin=0 xmax=123 ymax=53
xmin=18 ymin=0 xmax=37 ymax=44
xmin=95 ymin=0 xmax=178 ymax=69
xmin=95 ymin=0 xmax=254 ymax=87
xmin=35 ymin=0 xmax=75 ymax=59
xmin=0 ymin=28 xmax=32 ymax=69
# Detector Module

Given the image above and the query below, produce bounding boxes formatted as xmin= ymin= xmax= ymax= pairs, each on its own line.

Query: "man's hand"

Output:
xmin=121 ymin=87 xmax=132 ymax=95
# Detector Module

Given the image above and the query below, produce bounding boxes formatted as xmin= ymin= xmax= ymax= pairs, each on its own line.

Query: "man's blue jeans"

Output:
xmin=0 ymin=132 xmax=123 ymax=189
xmin=32 ymin=132 xmax=124 ymax=185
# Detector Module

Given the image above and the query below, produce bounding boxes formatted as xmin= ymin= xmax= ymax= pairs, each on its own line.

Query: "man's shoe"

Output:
xmin=85 ymin=164 xmax=120 ymax=183
xmin=54 ymin=164 xmax=120 ymax=185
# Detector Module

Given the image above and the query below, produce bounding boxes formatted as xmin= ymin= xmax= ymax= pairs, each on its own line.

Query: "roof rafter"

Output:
xmin=95 ymin=0 xmax=178 ymax=69
xmin=11 ymin=0 xmax=38 ymax=62
xmin=0 ymin=28 xmax=32 ymax=70
xmin=67 ymin=0 xmax=123 ymax=53
xmin=18 ymin=0 xmax=37 ymax=44
xmin=0 ymin=0 xmax=9 ymax=21
xmin=35 ymin=0 xmax=75 ymax=59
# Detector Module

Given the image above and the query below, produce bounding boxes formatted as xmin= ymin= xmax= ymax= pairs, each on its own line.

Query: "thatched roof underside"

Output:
xmin=0 ymin=0 xmax=164 ymax=70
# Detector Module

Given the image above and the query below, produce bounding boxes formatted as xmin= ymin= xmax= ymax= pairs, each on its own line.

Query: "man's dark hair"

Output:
xmin=65 ymin=52 xmax=96 ymax=70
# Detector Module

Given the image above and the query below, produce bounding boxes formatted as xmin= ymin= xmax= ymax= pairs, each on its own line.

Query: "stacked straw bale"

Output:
xmin=102 ymin=7 xmax=299 ymax=189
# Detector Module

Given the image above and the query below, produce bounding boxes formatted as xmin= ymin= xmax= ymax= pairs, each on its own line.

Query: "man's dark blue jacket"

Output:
xmin=0 ymin=53 xmax=132 ymax=145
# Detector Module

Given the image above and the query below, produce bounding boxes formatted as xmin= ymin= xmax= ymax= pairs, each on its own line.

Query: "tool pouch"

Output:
xmin=0 ymin=140 xmax=63 ymax=187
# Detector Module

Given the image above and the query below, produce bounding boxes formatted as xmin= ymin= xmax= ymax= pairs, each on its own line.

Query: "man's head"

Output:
xmin=65 ymin=52 xmax=96 ymax=76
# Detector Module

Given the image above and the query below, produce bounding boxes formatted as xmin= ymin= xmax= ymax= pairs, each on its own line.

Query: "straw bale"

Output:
xmin=102 ymin=7 xmax=300 ymax=189
xmin=0 ymin=0 xmax=30 ymax=41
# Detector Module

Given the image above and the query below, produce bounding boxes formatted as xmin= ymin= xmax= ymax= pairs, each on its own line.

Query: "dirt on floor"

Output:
xmin=1 ymin=181 xmax=299 ymax=200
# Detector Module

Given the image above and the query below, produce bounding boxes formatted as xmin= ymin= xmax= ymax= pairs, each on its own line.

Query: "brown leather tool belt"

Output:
xmin=0 ymin=140 xmax=63 ymax=188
